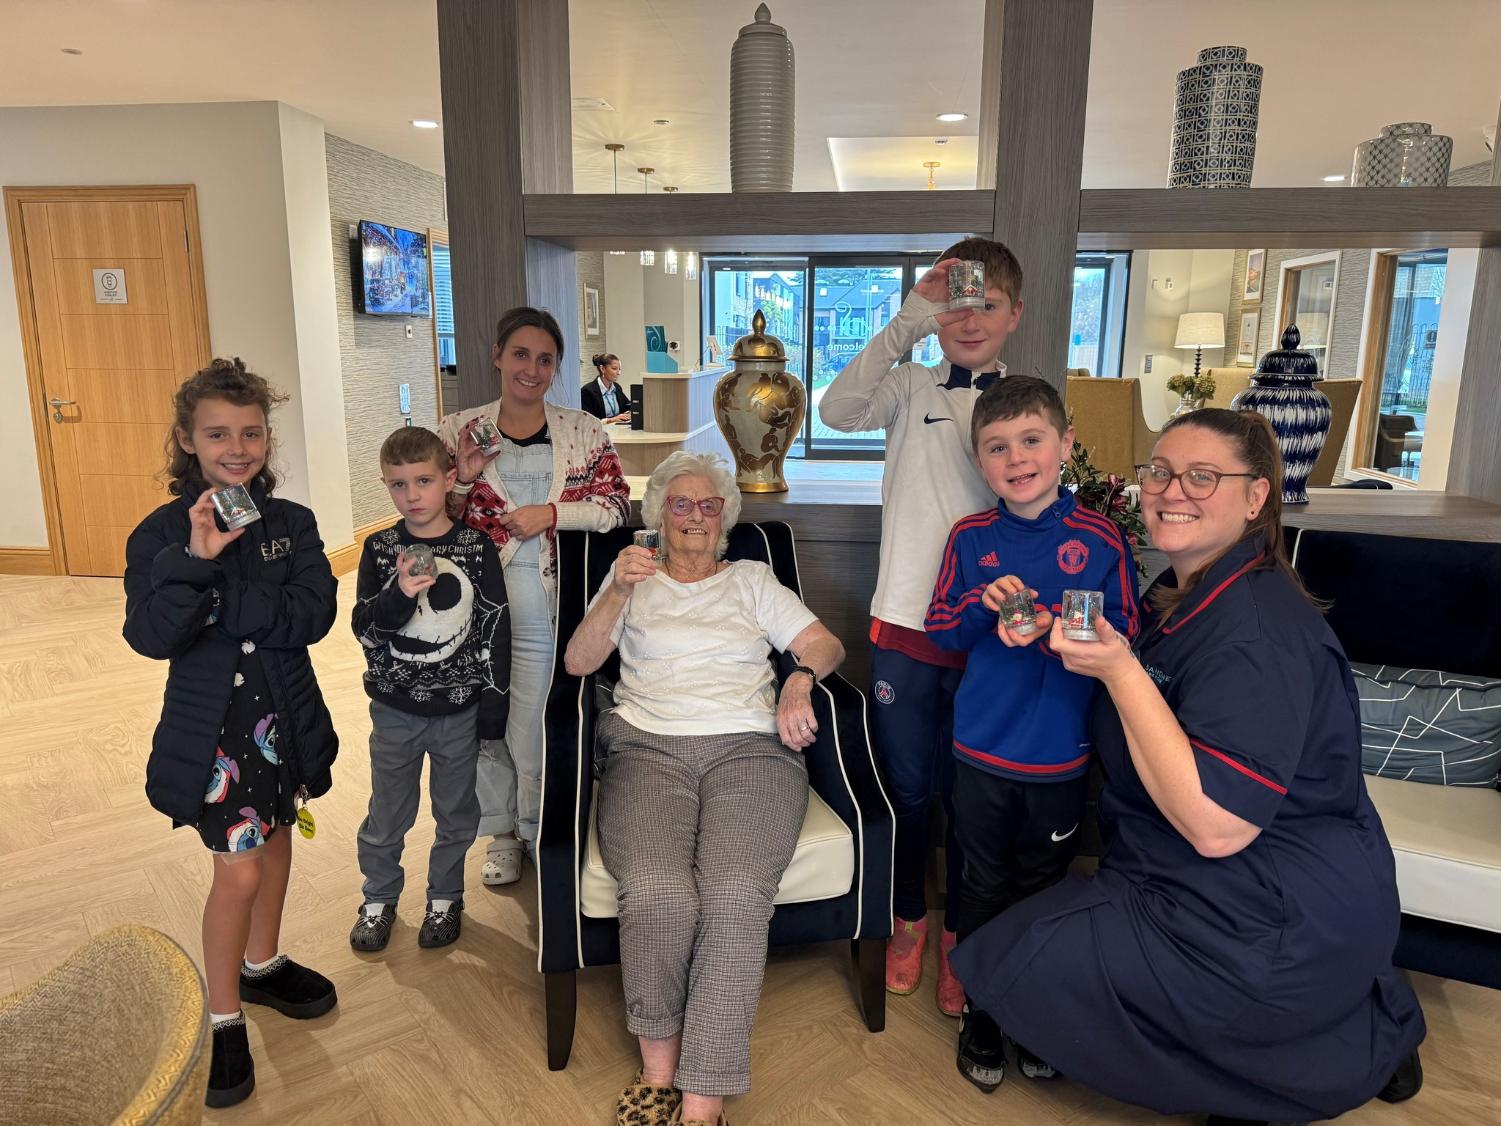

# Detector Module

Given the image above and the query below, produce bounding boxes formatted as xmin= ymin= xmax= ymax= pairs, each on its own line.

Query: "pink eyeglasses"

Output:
xmin=665 ymin=495 xmax=726 ymax=518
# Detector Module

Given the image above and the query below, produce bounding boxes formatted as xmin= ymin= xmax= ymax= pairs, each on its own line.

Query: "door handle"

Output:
xmin=49 ymin=397 xmax=77 ymax=422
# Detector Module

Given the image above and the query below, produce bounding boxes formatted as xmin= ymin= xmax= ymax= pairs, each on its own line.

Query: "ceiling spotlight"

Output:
xmin=934 ymin=137 xmax=950 ymax=146
xmin=1322 ymin=174 xmax=1346 ymax=182
xmin=653 ymin=119 xmax=670 ymax=126
xmin=936 ymin=112 xmax=968 ymax=123
xmin=412 ymin=119 xmax=439 ymax=129
xmin=61 ymin=47 xmax=83 ymax=55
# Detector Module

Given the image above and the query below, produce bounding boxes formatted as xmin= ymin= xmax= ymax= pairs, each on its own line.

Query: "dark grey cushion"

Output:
xmin=1353 ymin=663 xmax=1501 ymax=788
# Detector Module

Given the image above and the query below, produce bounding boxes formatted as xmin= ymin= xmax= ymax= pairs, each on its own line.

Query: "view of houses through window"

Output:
xmin=705 ymin=253 xmax=1128 ymax=457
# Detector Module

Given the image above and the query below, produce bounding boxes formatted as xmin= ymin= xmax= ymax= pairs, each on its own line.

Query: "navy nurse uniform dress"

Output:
xmin=950 ymin=537 xmax=1426 ymax=1121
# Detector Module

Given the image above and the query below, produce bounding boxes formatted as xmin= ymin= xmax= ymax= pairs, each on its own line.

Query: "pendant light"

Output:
xmin=638 ymin=167 xmax=656 ymax=266
xmin=605 ymin=144 xmax=628 ymax=254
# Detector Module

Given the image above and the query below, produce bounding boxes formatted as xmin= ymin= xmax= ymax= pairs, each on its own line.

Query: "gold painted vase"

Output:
xmin=714 ymin=309 xmax=806 ymax=493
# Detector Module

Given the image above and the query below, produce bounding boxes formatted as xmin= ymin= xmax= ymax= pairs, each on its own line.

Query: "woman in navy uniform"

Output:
xmin=950 ymin=409 xmax=1425 ymax=1125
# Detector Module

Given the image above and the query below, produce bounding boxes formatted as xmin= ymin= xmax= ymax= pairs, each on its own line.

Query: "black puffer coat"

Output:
xmin=123 ymin=486 xmax=339 ymax=825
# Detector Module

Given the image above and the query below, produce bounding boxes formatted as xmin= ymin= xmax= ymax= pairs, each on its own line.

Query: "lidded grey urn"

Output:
xmin=730 ymin=4 xmax=795 ymax=192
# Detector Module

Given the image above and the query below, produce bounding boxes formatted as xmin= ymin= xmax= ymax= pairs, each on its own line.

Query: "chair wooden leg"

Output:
xmin=545 ymin=970 xmax=577 ymax=1071
xmin=852 ymin=938 xmax=886 ymax=1033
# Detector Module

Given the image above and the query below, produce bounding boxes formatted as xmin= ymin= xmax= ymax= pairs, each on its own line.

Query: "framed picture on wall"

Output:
xmin=1236 ymin=311 xmax=1260 ymax=365
xmin=1243 ymin=249 xmax=1266 ymax=303
xmin=583 ymin=285 xmax=601 ymax=336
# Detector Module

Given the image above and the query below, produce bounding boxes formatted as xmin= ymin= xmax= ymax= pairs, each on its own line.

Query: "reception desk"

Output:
xmin=607 ymin=366 xmax=732 ymax=476
xmin=617 ymin=461 xmax=1501 ymax=687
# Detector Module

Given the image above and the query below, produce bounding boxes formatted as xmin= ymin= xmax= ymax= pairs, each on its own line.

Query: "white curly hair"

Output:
xmin=640 ymin=451 xmax=741 ymax=560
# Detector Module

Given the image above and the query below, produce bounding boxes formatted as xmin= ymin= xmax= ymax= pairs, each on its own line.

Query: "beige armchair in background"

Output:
xmin=1065 ymin=375 xmax=1159 ymax=478
xmin=0 ymin=925 xmax=209 ymax=1124
xmin=1203 ymin=367 xmax=1252 ymax=409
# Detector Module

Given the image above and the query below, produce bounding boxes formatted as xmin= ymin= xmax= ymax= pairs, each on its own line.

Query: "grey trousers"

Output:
xmin=358 ymin=700 xmax=480 ymax=903
xmin=596 ymin=711 xmax=808 ymax=1097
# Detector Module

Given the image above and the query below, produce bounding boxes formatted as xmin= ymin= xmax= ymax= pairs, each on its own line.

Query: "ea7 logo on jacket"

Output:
xmin=1057 ymin=538 xmax=1088 ymax=575
xmin=978 ymin=551 xmax=999 ymax=568
xmin=261 ymin=537 xmax=293 ymax=562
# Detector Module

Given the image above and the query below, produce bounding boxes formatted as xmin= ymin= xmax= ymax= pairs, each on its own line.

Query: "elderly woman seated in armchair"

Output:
xmin=564 ymin=451 xmax=845 ymax=1126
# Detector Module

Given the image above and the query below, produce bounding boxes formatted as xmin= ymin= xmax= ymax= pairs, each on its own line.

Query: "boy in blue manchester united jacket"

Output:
xmin=926 ymin=375 xmax=1139 ymax=1094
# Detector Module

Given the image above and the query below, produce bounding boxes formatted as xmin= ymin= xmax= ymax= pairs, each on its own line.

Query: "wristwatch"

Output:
xmin=789 ymin=664 xmax=818 ymax=684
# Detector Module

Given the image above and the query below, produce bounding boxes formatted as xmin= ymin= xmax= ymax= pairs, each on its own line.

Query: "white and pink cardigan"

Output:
xmin=438 ymin=400 xmax=630 ymax=617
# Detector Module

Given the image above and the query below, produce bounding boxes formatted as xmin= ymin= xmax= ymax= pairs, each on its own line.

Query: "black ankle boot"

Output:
xmin=239 ymin=955 xmax=337 ymax=1019
xmin=205 ymin=1017 xmax=255 ymax=1108
xmin=1378 ymin=1048 xmax=1423 ymax=1103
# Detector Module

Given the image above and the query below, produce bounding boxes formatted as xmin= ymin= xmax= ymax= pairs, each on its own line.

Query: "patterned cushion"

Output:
xmin=1353 ymin=663 xmax=1501 ymax=788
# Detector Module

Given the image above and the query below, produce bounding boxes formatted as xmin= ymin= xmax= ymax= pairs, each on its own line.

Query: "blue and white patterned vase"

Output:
xmin=1350 ymin=122 xmax=1453 ymax=187
xmin=1231 ymin=325 xmax=1331 ymax=504
xmin=1168 ymin=45 xmax=1263 ymax=189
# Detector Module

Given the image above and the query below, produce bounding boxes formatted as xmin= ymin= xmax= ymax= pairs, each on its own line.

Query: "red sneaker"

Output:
xmin=937 ymin=929 xmax=964 ymax=1017
xmin=885 ymin=915 xmax=928 ymax=995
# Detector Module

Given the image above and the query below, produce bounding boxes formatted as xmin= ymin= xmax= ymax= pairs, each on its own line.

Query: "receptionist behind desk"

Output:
xmin=583 ymin=352 xmax=631 ymax=424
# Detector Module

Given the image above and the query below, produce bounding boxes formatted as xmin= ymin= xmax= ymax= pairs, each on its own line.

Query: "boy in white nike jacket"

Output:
xmin=818 ymin=237 xmax=1024 ymax=1013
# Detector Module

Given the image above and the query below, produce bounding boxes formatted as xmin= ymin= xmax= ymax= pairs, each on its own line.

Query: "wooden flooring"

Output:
xmin=1 ymin=573 xmax=1497 ymax=1125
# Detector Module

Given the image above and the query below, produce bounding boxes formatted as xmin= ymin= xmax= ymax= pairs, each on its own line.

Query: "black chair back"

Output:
xmin=1290 ymin=528 xmax=1501 ymax=677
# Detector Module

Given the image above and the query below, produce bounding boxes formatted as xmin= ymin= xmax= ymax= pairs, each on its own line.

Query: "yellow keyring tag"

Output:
xmin=296 ymin=804 xmax=316 ymax=840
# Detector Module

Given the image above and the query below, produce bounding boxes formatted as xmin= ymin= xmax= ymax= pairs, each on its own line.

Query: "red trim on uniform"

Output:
xmin=1162 ymin=553 xmax=1267 ymax=635
xmin=954 ymin=740 xmax=1091 ymax=775
xmin=1189 ymin=738 xmax=1287 ymax=795
xmin=870 ymin=619 xmax=967 ymax=669
xmin=1062 ymin=511 xmax=1141 ymax=638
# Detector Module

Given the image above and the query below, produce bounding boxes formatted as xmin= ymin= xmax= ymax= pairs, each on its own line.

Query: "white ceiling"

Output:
xmin=2 ymin=0 xmax=1498 ymax=195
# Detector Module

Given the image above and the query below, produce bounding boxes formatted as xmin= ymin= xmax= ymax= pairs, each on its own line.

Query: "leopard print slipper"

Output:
xmin=616 ymin=1068 xmax=681 ymax=1126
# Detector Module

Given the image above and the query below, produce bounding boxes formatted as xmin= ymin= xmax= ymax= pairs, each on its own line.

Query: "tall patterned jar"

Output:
xmin=714 ymin=310 xmax=806 ymax=492
xmin=1231 ymin=325 xmax=1331 ymax=505
xmin=1168 ymin=46 xmax=1263 ymax=189
xmin=1351 ymin=122 xmax=1453 ymax=187
xmin=730 ymin=4 xmax=795 ymax=192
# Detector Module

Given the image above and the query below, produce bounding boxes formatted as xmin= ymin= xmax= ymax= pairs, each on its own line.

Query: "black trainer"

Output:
xmin=349 ymin=902 xmax=396 ymax=952
xmin=1015 ymin=1041 xmax=1059 ymax=1080
xmin=239 ymin=955 xmax=337 ymax=1019
xmin=205 ymin=1016 xmax=255 ymax=1108
xmin=1378 ymin=1048 xmax=1423 ymax=1103
xmin=418 ymin=900 xmax=463 ymax=948
xmin=956 ymin=1002 xmax=1006 ymax=1093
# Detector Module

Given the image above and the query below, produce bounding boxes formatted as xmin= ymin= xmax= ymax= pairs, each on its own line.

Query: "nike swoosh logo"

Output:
xmin=1050 ymin=824 xmax=1078 ymax=842
xmin=923 ymin=413 xmax=953 ymax=424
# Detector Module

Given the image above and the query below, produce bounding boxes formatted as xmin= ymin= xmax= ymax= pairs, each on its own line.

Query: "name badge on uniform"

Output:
xmin=261 ymin=537 xmax=293 ymax=562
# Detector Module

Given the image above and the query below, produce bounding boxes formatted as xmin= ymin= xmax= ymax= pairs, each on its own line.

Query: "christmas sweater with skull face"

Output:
xmin=352 ymin=521 xmax=510 ymax=738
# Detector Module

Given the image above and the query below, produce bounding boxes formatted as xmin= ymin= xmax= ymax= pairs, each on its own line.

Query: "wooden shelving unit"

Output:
xmin=1077 ymin=186 xmax=1501 ymax=250
xmin=524 ymin=186 xmax=1501 ymax=254
xmin=522 ymin=190 xmax=994 ymax=252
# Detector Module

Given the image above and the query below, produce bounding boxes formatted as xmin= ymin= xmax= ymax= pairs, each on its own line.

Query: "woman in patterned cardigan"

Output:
xmin=439 ymin=306 xmax=629 ymax=886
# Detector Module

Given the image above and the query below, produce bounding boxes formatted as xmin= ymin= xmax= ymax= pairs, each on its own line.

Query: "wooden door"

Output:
xmin=10 ymin=190 xmax=210 ymax=576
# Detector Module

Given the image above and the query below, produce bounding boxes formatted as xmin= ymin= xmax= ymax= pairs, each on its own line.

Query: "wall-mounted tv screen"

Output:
xmin=352 ymin=220 xmax=431 ymax=316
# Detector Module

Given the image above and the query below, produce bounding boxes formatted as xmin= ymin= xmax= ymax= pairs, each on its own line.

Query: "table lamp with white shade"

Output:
xmin=1174 ymin=312 xmax=1225 ymax=380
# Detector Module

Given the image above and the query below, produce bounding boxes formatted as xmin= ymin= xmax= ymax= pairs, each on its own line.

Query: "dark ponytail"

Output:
xmin=1150 ymin=408 xmax=1320 ymax=615
xmin=592 ymin=352 xmax=619 ymax=373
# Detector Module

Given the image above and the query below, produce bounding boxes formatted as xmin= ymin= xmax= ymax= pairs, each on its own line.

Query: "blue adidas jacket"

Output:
xmin=925 ymin=489 xmax=1140 ymax=781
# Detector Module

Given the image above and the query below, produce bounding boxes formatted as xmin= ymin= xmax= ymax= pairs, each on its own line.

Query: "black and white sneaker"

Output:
xmin=1015 ymin=1041 xmax=1059 ymax=1081
xmin=205 ymin=1015 xmax=255 ymax=1108
xmin=349 ymin=902 xmax=396 ymax=952
xmin=956 ymin=1002 xmax=1006 ymax=1093
xmin=418 ymin=899 xmax=463 ymax=949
